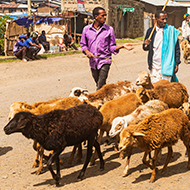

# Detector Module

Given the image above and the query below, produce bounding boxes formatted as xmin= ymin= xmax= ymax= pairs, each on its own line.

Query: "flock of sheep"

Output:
xmin=3 ymin=71 xmax=190 ymax=186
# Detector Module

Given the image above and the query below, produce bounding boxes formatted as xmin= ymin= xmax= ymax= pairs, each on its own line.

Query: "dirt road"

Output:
xmin=0 ymin=44 xmax=190 ymax=190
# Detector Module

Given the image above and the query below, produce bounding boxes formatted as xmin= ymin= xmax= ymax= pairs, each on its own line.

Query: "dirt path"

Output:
xmin=0 ymin=44 xmax=190 ymax=190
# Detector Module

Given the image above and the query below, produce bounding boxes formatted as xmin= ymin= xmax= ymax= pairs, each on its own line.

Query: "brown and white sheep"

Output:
xmin=90 ymin=93 xmax=142 ymax=165
xmin=4 ymin=104 xmax=104 ymax=186
xmin=109 ymin=100 xmax=169 ymax=138
xmin=179 ymin=102 xmax=190 ymax=120
xmin=119 ymin=108 xmax=190 ymax=182
xmin=8 ymin=97 xmax=84 ymax=175
xmin=69 ymin=80 xmax=137 ymax=108
xmin=135 ymin=72 xmax=189 ymax=107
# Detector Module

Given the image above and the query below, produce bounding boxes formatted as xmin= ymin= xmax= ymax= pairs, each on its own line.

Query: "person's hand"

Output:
xmin=123 ymin=43 xmax=134 ymax=51
xmin=174 ymin=65 xmax=179 ymax=73
xmin=84 ymin=49 xmax=94 ymax=58
xmin=144 ymin=39 xmax=151 ymax=46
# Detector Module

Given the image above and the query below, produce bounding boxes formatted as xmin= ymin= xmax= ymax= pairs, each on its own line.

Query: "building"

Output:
xmin=173 ymin=0 xmax=190 ymax=13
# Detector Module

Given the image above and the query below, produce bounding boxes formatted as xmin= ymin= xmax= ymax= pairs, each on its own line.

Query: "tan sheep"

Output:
xmin=135 ymin=72 xmax=189 ymax=107
xmin=179 ymin=102 xmax=190 ymax=120
xmin=69 ymin=80 xmax=137 ymax=108
xmin=181 ymin=39 xmax=190 ymax=64
xmin=8 ymin=97 xmax=84 ymax=175
xmin=119 ymin=108 xmax=190 ymax=182
xmin=90 ymin=93 xmax=142 ymax=165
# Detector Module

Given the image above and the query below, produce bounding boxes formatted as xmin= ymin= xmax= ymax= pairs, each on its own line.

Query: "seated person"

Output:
xmin=13 ymin=34 xmax=29 ymax=62
xmin=24 ymin=31 xmax=41 ymax=60
xmin=61 ymin=34 xmax=78 ymax=51
xmin=38 ymin=30 xmax=50 ymax=51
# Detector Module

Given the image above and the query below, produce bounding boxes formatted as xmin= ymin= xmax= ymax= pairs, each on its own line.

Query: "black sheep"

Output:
xmin=4 ymin=104 xmax=104 ymax=186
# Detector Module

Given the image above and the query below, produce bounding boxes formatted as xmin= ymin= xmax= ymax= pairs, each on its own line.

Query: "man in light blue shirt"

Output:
xmin=24 ymin=31 xmax=41 ymax=60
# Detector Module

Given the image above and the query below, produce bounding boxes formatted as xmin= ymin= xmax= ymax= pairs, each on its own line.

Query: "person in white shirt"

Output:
xmin=182 ymin=13 xmax=190 ymax=41
xmin=143 ymin=10 xmax=181 ymax=83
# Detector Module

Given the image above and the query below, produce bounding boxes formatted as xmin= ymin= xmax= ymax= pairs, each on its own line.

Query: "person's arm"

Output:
xmin=80 ymin=26 xmax=94 ymax=58
xmin=143 ymin=28 xmax=152 ymax=51
xmin=29 ymin=41 xmax=41 ymax=49
xmin=115 ymin=43 xmax=134 ymax=51
xmin=174 ymin=39 xmax=181 ymax=73
xmin=17 ymin=41 xmax=25 ymax=47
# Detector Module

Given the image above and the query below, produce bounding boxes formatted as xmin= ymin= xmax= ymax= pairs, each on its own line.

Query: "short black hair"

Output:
xmin=155 ymin=10 xmax=167 ymax=19
xmin=92 ymin=7 xmax=105 ymax=18
xmin=42 ymin=30 xmax=45 ymax=33
xmin=64 ymin=34 xmax=68 ymax=39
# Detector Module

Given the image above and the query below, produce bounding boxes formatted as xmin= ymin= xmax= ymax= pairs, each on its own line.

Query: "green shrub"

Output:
xmin=0 ymin=15 xmax=12 ymax=54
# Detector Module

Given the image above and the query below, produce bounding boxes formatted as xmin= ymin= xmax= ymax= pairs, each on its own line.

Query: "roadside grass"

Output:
xmin=0 ymin=37 xmax=144 ymax=63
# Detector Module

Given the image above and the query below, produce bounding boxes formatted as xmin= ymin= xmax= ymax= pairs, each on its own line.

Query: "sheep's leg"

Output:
xmin=142 ymin=151 xmax=154 ymax=170
xmin=90 ymin=129 xmax=104 ymax=165
xmin=77 ymin=143 xmax=83 ymax=163
xmin=161 ymin=146 xmax=172 ymax=174
xmin=68 ymin=145 xmax=78 ymax=165
xmin=78 ymin=135 xmax=95 ymax=180
xmin=93 ymin=140 xmax=104 ymax=170
xmin=32 ymin=142 xmax=41 ymax=168
xmin=122 ymin=146 xmax=133 ymax=177
xmin=150 ymin=149 xmax=160 ymax=183
xmin=47 ymin=148 xmax=64 ymax=186
xmin=184 ymin=143 xmax=190 ymax=169
xmin=35 ymin=147 xmax=44 ymax=175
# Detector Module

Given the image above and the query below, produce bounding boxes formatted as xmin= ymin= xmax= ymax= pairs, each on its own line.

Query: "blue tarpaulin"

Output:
xmin=13 ymin=16 xmax=63 ymax=28
xmin=35 ymin=17 xmax=63 ymax=25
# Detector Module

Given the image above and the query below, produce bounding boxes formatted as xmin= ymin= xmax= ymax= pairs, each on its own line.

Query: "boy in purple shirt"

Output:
xmin=80 ymin=7 xmax=134 ymax=90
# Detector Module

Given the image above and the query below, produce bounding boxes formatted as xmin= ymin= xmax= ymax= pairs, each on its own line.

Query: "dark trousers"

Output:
xmin=42 ymin=42 xmax=50 ymax=51
xmin=15 ymin=47 xmax=27 ymax=59
xmin=27 ymin=46 xmax=40 ymax=58
xmin=91 ymin=64 xmax=110 ymax=90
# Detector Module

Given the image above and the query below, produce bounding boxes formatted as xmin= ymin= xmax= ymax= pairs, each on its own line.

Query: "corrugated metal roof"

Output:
xmin=140 ymin=0 xmax=190 ymax=7
xmin=0 ymin=4 xmax=19 ymax=8
xmin=45 ymin=3 xmax=59 ymax=8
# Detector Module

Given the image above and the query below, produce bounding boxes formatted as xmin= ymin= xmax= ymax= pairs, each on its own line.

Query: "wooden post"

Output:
xmin=74 ymin=15 xmax=76 ymax=43
xmin=28 ymin=0 xmax=31 ymax=17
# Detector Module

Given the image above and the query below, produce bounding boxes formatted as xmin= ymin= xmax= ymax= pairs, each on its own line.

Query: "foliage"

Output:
xmin=0 ymin=15 xmax=12 ymax=54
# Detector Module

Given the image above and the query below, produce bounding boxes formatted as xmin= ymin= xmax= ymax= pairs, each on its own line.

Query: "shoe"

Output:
xmin=23 ymin=58 xmax=28 ymax=62
xmin=34 ymin=56 xmax=40 ymax=60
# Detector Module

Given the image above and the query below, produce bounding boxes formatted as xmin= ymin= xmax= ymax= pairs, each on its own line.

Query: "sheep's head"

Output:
xmin=119 ymin=129 xmax=145 ymax=151
xmin=136 ymin=72 xmax=151 ymax=86
xmin=109 ymin=117 xmax=127 ymax=138
xmin=179 ymin=102 xmax=190 ymax=116
xmin=4 ymin=111 xmax=32 ymax=135
xmin=69 ymin=87 xmax=89 ymax=101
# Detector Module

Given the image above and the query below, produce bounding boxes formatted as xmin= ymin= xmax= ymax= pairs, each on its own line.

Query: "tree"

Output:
xmin=0 ymin=15 xmax=12 ymax=55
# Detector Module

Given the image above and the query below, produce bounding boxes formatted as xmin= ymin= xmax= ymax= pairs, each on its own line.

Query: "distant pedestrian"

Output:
xmin=182 ymin=13 xmax=190 ymax=41
xmin=80 ymin=7 xmax=134 ymax=90
xmin=24 ymin=31 xmax=41 ymax=60
xmin=62 ymin=34 xmax=78 ymax=51
xmin=38 ymin=30 xmax=50 ymax=51
xmin=143 ymin=10 xmax=181 ymax=83
xmin=13 ymin=34 xmax=29 ymax=62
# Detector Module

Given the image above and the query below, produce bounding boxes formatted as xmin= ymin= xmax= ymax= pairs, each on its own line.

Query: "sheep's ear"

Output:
xmin=123 ymin=119 xmax=128 ymax=128
xmin=132 ymin=132 xmax=145 ymax=137
xmin=21 ymin=103 xmax=26 ymax=109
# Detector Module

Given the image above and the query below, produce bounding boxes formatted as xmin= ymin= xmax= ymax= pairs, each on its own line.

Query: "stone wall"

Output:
xmin=109 ymin=0 xmax=144 ymax=38
xmin=62 ymin=0 xmax=144 ymax=38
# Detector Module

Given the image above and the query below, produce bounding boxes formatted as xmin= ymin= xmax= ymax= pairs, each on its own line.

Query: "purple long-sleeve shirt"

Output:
xmin=80 ymin=23 xmax=119 ymax=70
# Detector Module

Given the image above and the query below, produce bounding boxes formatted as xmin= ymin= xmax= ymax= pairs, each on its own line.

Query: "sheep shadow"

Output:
xmin=124 ymin=152 xmax=182 ymax=177
xmin=132 ymin=160 xmax=190 ymax=183
xmin=33 ymin=160 xmax=121 ymax=187
xmin=0 ymin=146 xmax=13 ymax=156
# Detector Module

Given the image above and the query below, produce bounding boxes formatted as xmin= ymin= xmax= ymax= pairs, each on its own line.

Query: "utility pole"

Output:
xmin=61 ymin=0 xmax=64 ymax=15
xmin=28 ymin=0 xmax=31 ymax=17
